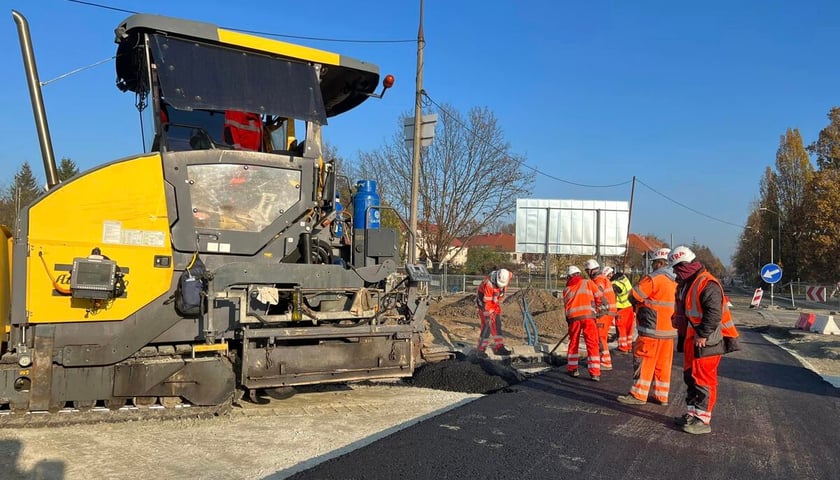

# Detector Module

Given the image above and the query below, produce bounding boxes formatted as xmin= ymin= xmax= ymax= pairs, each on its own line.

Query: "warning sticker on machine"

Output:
xmin=102 ymin=220 xmax=166 ymax=247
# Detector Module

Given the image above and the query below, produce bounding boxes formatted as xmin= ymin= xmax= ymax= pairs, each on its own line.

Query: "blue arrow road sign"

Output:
xmin=761 ymin=263 xmax=783 ymax=284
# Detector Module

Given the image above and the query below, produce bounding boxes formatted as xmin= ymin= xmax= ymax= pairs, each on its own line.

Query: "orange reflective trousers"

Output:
xmin=629 ymin=336 xmax=674 ymax=404
xmin=682 ymin=329 xmax=721 ymax=424
xmin=567 ymin=319 xmax=601 ymax=377
xmin=615 ymin=307 xmax=635 ymax=352
xmin=596 ymin=315 xmax=614 ymax=369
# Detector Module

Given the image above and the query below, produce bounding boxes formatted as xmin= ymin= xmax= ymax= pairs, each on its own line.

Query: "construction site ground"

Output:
xmin=0 ymin=289 xmax=838 ymax=480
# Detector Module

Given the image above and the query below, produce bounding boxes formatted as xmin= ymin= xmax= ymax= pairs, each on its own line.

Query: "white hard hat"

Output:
xmin=668 ymin=245 xmax=696 ymax=265
xmin=652 ymin=248 xmax=671 ymax=261
xmin=567 ymin=266 xmax=581 ymax=276
xmin=496 ymin=268 xmax=512 ymax=288
xmin=602 ymin=266 xmax=614 ymax=277
xmin=584 ymin=259 xmax=599 ymax=270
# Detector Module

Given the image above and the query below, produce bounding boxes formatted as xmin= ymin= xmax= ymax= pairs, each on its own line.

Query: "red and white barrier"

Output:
xmin=806 ymin=286 xmax=827 ymax=303
xmin=796 ymin=312 xmax=816 ymax=330
xmin=750 ymin=288 xmax=763 ymax=308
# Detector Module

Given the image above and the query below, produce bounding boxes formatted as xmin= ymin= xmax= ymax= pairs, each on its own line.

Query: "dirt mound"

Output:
xmin=426 ymin=288 xmax=568 ymax=348
xmin=406 ymin=357 xmax=525 ymax=394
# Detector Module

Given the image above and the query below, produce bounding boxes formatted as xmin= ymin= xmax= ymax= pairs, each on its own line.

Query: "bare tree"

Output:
xmin=357 ymin=104 xmax=535 ymax=264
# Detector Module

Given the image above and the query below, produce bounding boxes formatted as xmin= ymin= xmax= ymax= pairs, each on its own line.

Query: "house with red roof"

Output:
xmin=447 ymin=232 xmax=520 ymax=266
xmin=627 ymin=233 xmax=668 ymax=253
xmin=415 ymin=226 xmax=665 ymax=271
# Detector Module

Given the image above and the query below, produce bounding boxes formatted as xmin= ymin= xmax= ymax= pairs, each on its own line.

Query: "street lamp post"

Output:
xmin=760 ymin=207 xmax=781 ymax=266
xmin=760 ymin=207 xmax=782 ymax=307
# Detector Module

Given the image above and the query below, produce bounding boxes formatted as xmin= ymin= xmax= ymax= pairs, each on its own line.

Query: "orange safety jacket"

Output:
xmin=593 ymin=274 xmax=617 ymax=318
xmin=475 ymin=278 xmax=504 ymax=314
xmin=631 ymin=269 xmax=677 ymax=339
xmin=685 ymin=271 xmax=739 ymax=341
xmin=224 ymin=111 xmax=263 ymax=151
xmin=563 ymin=276 xmax=603 ymax=322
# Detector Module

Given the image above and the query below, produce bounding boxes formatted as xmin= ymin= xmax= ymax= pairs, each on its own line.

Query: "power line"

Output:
xmin=66 ymin=0 xmax=414 ymax=44
xmin=422 ymin=92 xmax=633 ymax=189
xmin=424 ymin=92 xmax=752 ymax=231
xmin=41 ymin=55 xmax=116 ymax=86
xmin=636 ymin=178 xmax=746 ymax=228
xmin=67 ymin=0 xmax=136 ymax=14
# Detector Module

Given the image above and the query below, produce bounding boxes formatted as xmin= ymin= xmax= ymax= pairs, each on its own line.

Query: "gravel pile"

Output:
xmin=406 ymin=356 xmax=526 ymax=394
xmin=430 ymin=288 xmax=569 ymax=343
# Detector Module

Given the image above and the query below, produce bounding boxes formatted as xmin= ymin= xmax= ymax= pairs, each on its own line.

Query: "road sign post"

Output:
xmin=761 ymin=263 xmax=782 ymax=308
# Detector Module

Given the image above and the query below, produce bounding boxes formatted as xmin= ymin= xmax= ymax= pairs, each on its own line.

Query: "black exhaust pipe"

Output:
xmin=300 ymin=232 xmax=312 ymax=264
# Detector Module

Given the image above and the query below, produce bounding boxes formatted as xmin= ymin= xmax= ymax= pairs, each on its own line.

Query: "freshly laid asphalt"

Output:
xmin=286 ymin=328 xmax=840 ymax=480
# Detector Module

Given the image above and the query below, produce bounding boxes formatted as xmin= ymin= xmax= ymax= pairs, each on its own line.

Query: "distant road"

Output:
xmin=731 ymin=285 xmax=840 ymax=312
xmin=288 ymin=329 xmax=840 ymax=480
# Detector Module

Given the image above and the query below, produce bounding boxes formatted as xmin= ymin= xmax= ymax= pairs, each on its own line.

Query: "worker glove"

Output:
xmin=598 ymin=303 xmax=610 ymax=316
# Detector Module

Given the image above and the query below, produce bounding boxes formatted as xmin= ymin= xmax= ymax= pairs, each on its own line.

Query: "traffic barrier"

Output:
xmin=750 ymin=288 xmax=763 ymax=308
xmin=796 ymin=312 xmax=816 ymax=330
xmin=810 ymin=315 xmax=840 ymax=335
xmin=806 ymin=286 xmax=827 ymax=303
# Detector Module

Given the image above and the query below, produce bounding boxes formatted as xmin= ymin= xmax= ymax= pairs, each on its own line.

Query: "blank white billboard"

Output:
xmin=515 ymin=199 xmax=630 ymax=255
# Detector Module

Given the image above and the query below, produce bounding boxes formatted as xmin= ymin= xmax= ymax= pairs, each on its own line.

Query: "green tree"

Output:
xmin=0 ymin=162 xmax=43 ymax=227
xmin=734 ymin=165 xmax=779 ymax=281
xmin=736 ymin=129 xmax=816 ymax=282
xmin=357 ymin=104 xmax=535 ymax=265
xmin=690 ymin=242 xmax=725 ymax=278
xmin=807 ymin=107 xmax=840 ymax=170
xmin=771 ymin=128 xmax=813 ymax=279
xmin=799 ymin=168 xmax=840 ymax=282
xmin=464 ymin=246 xmax=512 ymax=275
xmin=732 ymin=204 xmax=765 ymax=285
xmin=57 ymin=158 xmax=80 ymax=182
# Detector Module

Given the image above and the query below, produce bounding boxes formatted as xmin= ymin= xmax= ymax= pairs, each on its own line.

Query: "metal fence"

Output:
xmin=428 ymin=273 xmax=569 ymax=297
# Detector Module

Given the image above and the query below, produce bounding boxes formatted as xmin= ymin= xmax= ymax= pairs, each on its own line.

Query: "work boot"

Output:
xmin=493 ymin=345 xmax=512 ymax=356
xmin=568 ymin=369 xmax=580 ymax=378
xmin=673 ymin=414 xmax=693 ymax=426
xmin=616 ymin=394 xmax=646 ymax=405
xmin=590 ymin=375 xmax=601 ymax=382
xmin=682 ymin=416 xmax=711 ymax=435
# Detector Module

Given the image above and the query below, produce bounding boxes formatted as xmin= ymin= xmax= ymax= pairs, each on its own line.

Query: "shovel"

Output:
xmin=548 ymin=332 xmax=570 ymax=355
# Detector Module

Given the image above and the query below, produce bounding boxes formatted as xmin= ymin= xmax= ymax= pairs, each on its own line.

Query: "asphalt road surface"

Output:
xmin=287 ymin=329 xmax=840 ymax=480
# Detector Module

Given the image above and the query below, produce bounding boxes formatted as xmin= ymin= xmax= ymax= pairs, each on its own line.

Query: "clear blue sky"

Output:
xmin=3 ymin=0 xmax=839 ymax=268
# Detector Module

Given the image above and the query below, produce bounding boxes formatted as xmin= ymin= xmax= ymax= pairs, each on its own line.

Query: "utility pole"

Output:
xmin=621 ymin=176 xmax=636 ymax=270
xmin=770 ymin=238 xmax=774 ymax=307
xmin=408 ymin=0 xmax=425 ymax=264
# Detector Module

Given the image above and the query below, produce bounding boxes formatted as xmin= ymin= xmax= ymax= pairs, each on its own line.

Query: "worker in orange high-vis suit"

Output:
xmin=475 ymin=269 xmax=513 ymax=356
xmin=563 ymin=266 xmax=603 ymax=381
xmin=669 ymin=245 xmax=740 ymax=435
xmin=585 ymin=259 xmax=617 ymax=371
xmin=617 ymin=247 xmax=676 ymax=407
xmin=610 ymin=269 xmax=635 ymax=353
xmin=223 ymin=110 xmax=263 ymax=151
